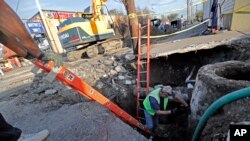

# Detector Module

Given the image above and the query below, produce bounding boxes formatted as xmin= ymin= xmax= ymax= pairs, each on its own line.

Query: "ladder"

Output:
xmin=136 ymin=19 xmax=151 ymax=122
xmin=33 ymin=60 xmax=151 ymax=134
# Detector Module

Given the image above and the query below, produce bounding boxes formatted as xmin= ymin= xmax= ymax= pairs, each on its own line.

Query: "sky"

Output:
xmin=4 ymin=0 xmax=203 ymax=20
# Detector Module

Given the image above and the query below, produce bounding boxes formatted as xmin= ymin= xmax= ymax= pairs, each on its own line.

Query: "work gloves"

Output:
xmin=171 ymin=105 xmax=191 ymax=115
xmin=40 ymin=51 xmax=63 ymax=67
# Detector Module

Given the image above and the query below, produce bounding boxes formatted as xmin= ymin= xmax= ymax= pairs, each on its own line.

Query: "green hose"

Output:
xmin=192 ymin=87 xmax=250 ymax=141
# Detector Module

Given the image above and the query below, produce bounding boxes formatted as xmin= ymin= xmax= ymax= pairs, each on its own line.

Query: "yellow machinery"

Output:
xmin=58 ymin=0 xmax=121 ymax=60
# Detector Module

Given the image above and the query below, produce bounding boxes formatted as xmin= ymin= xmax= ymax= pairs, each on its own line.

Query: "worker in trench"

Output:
xmin=0 ymin=1 xmax=62 ymax=141
xmin=143 ymin=85 xmax=190 ymax=132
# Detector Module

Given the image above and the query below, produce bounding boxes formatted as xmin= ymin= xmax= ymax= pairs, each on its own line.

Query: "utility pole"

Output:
xmin=123 ymin=0 xmax=139 ymax=54
xmin=35 ymin=0 xmax=59 ymax=53
xmin=187 ymin=0 xmax=192 ymax=24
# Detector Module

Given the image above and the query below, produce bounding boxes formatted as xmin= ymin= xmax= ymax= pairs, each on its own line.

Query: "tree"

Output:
xmin=161 ymin=15 xmax=168 ymax=22
xmin=142 ymin=7 xmax=152 ymax=21
xmin=168 ymin=13 xmax=178 ymax=21
xmin=195 ymin=10 xmax=203 ymax=22
xmin=136 ymin=7 xmax=152 ymax=25
xmin=113 ymin=0 xmax=139 ymax=54
xmin=108 ymin=8 xmax=126 ymax=26
xmin=108 ymin=9 xmax=124 ymax=16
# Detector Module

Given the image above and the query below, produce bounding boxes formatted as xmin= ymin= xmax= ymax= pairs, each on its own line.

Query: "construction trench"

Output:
xmin=0 ymin=35 xmax=250 ymax=141
xmin=148 ymin=37 xmax=250 ymax=140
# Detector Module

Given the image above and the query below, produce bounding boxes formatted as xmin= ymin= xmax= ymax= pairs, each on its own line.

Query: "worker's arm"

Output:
xmin=174 ymin=95 xmax=188 ymax=107
xmin=0 ymin=0 xmax=43 ymax=59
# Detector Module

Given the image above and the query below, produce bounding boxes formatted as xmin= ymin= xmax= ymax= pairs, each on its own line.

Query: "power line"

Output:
xmin=15 ymin=0 xmax=21 ymax=13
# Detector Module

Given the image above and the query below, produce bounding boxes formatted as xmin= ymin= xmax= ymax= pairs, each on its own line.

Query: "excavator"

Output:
xmin=0 ymin=0 xmax=150 ymax=137
xmin=58 ymin=0 xmax=122 ymax=60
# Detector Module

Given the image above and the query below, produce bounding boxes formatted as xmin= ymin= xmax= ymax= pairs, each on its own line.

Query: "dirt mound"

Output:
xmin=0 ymin=91 xmax=147 ymax=141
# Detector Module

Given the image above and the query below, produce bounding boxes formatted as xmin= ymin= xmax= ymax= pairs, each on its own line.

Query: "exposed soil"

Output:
xmin=146 ymin=36 xmax=250 ymax=140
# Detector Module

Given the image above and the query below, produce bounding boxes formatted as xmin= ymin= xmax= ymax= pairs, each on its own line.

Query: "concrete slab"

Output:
xmin=142 ymin=30 xmax=250 ymax=58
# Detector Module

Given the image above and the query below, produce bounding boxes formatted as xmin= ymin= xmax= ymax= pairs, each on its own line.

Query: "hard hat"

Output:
xmin=161 ymin=85 xmax=172 ymax=94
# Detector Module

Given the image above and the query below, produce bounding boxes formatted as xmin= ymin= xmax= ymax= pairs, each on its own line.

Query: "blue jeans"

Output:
xmin=144 ymin=110 xmax=158 ymax=131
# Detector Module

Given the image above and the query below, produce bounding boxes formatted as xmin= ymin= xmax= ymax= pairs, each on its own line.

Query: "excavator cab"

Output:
xmin=58 ymin=17 xmax=115 ymax=52
xmin=81 ymin=13 xmax=93 ymax=20
xmin=58 ymin=0 xmax=123 ymax=61
xmin=57 ymin=0 xmax=122 ymax=60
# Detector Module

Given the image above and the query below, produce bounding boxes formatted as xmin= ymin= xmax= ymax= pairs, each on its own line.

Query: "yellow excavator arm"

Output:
xmin=91 ymin=0 xmax=107 ymax=21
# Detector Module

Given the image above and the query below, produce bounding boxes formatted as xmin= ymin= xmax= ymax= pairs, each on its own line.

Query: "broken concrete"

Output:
xmin=0 ymin=47 xmax=149 ymax=141
xmin=115 ymin=65 xmax=127 ymax=73
xmin=125 ymin=53 xmax=136 ymax=61
xmin=45 ymin=89 xmax=57 ymax=95
xmin=143 ymin=31 xmax=250 ymax=59
xmin=118 ymin=75 xmax=125 ymax=80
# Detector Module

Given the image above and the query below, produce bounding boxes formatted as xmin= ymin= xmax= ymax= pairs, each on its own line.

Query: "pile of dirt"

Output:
xmin=27 ymin=48 xmax=138 ymax=102
xmin=141 ymin=26 xmax=166 ymax=36
xmin=0 ymin=91 xmax=148 ymax=141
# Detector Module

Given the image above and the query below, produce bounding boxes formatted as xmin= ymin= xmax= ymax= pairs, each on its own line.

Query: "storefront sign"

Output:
xmin=26 ymin=21 xmax=45 ymax=34
xmin=46 ymin=12 xmax=80 ymax=19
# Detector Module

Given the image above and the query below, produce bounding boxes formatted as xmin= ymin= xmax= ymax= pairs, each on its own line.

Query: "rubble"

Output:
xmin=45 ymin=89 xmax=57 ymax=95
xmin=124 ymin=79 xmax=136 ymax=85
xmin=103 ymin=59 xmax=114 ymax=66
xmin=124 ymin=80 xmax=132 ymax=85
xmin=115 ymin=65 xmax=127 ymax=73
xmin=125 ymin=53 xmax=136 ymax=61
xmin=0 ymin=47 xmax=148 ymax=141
xmin=129 ymin=62 xmax=137 ymax=70
xmin=118 ymin=75 xmax=125 ymax=80
xmin=110 ymin=69 xmax=118 ymax=75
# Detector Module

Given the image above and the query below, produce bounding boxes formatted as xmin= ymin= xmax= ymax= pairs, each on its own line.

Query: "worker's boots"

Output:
xmin=0 ymin=113 xmax=22 ymax=141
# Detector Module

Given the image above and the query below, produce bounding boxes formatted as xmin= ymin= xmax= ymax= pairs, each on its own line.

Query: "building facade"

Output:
xmin=203 ymin=0 xmax=250 ymax=31
xmin=29 ymin=10 xmax=115 ymax=54
xmin=29 ymin=10 xmax=85 ymax=53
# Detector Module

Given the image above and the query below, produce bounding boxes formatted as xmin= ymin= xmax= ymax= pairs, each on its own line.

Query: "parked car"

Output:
xmin=37 ymin=38 xmax=50 ymax=51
